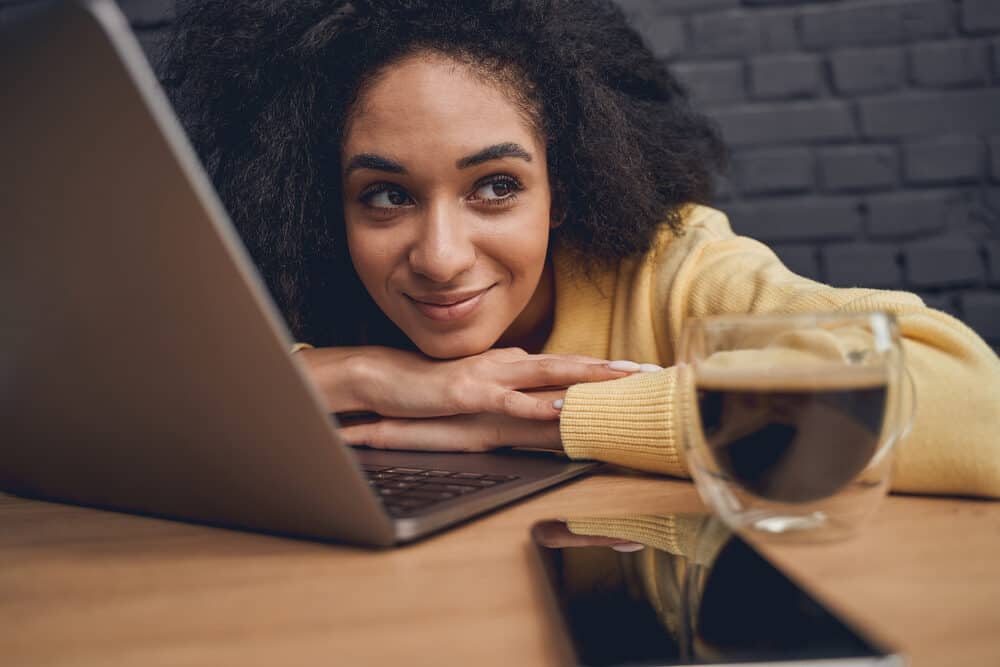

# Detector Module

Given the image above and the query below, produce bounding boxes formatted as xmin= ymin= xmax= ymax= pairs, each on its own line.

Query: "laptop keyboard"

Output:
xmin=361 ymin=464 xmax=520 ymax=517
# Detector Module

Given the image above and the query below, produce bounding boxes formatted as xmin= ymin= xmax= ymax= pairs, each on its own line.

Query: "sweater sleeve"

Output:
xmin=561 ymin=365 xmax=692 ymax=478
xmin=560 ymin=216 xmax=1000 ymax=498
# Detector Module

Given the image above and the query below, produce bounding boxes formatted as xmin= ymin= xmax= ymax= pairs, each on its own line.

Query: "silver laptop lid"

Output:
xmin=0 ymin=0 xmax=394 ymax=545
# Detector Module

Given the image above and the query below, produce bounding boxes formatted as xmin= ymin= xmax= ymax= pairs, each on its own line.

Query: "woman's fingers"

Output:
xmin=531 ymin=520 xmax=646 ymax=550
xmin=339 ymin=414 xmax=562 ymax=451
xmin=487 ymin=388 xmax=563 ymax=421
xmin=497 ymin=357 xmax=632 ymax=390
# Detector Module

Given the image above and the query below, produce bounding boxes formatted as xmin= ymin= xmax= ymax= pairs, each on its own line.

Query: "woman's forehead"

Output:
xmin=343 ymin=53 xmax=544 ymax=158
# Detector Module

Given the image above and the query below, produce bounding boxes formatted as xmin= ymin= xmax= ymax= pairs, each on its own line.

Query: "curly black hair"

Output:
xmin=162 ymin=0 xmax=726 ymax=346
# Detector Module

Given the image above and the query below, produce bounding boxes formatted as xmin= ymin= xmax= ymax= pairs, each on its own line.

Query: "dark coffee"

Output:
xmin=696 ymin=370 xmax=887 ymax=503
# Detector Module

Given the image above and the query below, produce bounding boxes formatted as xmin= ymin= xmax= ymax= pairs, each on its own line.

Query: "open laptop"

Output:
xmin=0 ymin=0 xmax=598 ymax=547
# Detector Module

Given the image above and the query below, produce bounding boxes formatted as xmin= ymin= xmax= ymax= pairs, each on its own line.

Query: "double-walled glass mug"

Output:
xmin=679 ymin=312 xmax=915 ymax=541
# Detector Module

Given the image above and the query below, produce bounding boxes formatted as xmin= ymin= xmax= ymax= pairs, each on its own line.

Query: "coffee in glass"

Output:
xmin=680 ymin=313 xmax=914 ymax=540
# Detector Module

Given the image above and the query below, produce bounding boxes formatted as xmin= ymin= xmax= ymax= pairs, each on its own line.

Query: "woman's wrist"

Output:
xmin=296 ymin=346 xmax=382 ymax=413
xmin=337 ymin=348 xmax=385 ymax=413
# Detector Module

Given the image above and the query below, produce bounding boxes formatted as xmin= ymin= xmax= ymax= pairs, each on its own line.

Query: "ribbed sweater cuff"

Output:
xmin=559 ymin=367 xmax=690 ymax=478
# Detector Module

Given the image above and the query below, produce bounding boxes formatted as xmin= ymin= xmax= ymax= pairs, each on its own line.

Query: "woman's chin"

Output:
xmin=410 ymin=332 xmax=497 ymax=360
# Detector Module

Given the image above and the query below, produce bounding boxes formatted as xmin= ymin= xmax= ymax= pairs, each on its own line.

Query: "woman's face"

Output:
xmin=341 ymin=53 xmax=554 ymax=359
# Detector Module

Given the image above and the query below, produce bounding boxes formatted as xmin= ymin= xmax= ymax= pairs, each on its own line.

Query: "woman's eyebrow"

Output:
xmin=344 ymin=153 xmax=407 ymax=176
xmin=456 ymin=143 xmax=532 ymax=169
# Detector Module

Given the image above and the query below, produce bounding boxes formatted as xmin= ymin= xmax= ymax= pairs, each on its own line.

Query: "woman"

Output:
xmin=164 ymin=0 xmax=1000 ymax=497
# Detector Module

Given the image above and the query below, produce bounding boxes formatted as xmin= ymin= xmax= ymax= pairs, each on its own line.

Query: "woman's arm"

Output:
xmin=294 ymin=344 xmax=634 ymax=421
xmin=560 ymin=212 xmax=1000 ymax=498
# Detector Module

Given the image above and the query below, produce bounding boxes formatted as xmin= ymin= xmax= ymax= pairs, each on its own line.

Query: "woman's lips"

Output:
xmin=406 ymin=286 xmax=493 ymax=322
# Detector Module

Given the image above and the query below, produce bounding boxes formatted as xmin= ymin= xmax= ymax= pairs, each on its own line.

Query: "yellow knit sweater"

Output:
xmin=546 ymin=205 xmax=1000 ymax=498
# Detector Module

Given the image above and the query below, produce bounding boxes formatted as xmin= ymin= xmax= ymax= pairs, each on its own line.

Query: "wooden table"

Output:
xmin=2 ymin=471 xmax=998 ymax=666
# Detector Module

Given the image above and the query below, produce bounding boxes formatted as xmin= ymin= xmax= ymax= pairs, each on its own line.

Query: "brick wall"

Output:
xmin=618 ymin=0 xmax=1000 ymax=347
xmin=3 ymin=0 xmax=997 ymax=346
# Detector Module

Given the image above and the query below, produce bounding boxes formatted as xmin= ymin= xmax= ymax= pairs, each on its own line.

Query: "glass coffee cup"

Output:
xmin=679 ymin=312 xmax=915 ymax=541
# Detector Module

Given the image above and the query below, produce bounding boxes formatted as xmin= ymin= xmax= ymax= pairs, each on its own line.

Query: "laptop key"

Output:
xmin=381 ymin=481 xmax=417 ymax=490
xmin=366 ymin=465 xmax=523 ymax=517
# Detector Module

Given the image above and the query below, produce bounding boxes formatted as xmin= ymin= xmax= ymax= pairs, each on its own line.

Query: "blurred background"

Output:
xmin=2 ymin=0 xmax=997 ymax=349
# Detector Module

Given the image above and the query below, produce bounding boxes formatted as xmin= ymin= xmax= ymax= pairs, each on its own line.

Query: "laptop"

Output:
xmin=0 ymin=0 xmax=598 ymax=547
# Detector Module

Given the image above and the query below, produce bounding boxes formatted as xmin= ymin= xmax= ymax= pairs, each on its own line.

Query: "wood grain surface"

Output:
xmin=1 ymin=471 xmax=998 ymax=666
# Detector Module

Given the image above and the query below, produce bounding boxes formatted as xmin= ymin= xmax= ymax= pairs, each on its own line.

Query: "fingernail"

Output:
xmin=611 ymin=543 xmax=645 ymax=553
xmin=608 ymin=360 xmax=641 ymax=372
xmin=552 ymin=399 xmax=564 ymax=410
xmin=638 ymin=363 xmax=663 ymax=373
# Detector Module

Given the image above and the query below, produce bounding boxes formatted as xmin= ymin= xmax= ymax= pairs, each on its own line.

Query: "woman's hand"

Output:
xmin=296 ymin=346 xmax=634 ymax=420
xmin=337 ymin=389 xmax=567 ymax=452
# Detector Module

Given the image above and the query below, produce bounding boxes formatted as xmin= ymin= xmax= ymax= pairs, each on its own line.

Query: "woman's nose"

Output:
xmin=408 ymin=201 xmax=476 ymax=283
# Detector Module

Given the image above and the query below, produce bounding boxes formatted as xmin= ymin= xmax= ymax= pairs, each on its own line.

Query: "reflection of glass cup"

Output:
xmin=679 ymin=312 xmax=915 ymax=541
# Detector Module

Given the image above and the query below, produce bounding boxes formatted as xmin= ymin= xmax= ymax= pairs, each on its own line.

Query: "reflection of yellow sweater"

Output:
xmin=563 ymin=514 xmax=732 ymax=654
xmin=547 ymin=205 xmax=1000 ymax=498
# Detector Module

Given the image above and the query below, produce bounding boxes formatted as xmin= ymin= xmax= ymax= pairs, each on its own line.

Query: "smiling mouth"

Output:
xmin=405 ymin=285 xmax=494 ymax=322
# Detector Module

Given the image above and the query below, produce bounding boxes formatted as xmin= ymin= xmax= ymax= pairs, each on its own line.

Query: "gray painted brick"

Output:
xmin=909 ymin=41 xmax=991 ymax=87
xmin=985 ymin=239 xmax=1000 ymax=282
xmin=672 ymin=61 xmax=745 ymax=105
xmin=710 ymin=100 xmax=856 ymax=147
xmin=831 ymin=47 xmax=906 ymax=95
xmin=770 ymin=244 xmax=822 ymax=281
xmin=722 ymin=197 xmax=863 ymax=242
xmin=624 ymin=0 xmax=741 ymax=14
xmin=983 ymin=187 xmax=1000 ymax=236
xmin=119 ymin=0 xmax=175 ymax=27
xmin=614 ymin=0 xmax=654 ymax=14
xmin=867 ymin=191 xmax=954 ymax=239
xmin=962 ymin=0 xmax=1000 ymax=34
xmin=0 ymin=2 xmax=45 ymax=26
xmin=823 ymin=244 xmax=903 ymax=288
xmin=960 ymin=291 xmax=1000 ymax=341
xmin=820 ymin=146 xmax=899 ymax=193
xmin=904 ymin=238 xmax=985 ymax=286
xmin=903 ymin=136 xmax=985 ymax=185
xmin=732 ymin=147 xmax=814 ymax=195
xmin=712 ymin=175 xmax=737 ymax=202
xmin=801 ymin=3 xmax=901 ymax=49
xmin=750 ymin=54 xmax=824 ymax=99
xmin=917 ymin=292 xmax=960 ymax=316
xmin=1 ymin=1 xmax=176 ymax=29
xmin=897 ymin=0 xmax=958 ymax=40
xmin=634 ymin=15 xmax=687 ymax=60
xmin=758 ymin=10 xmax=799 ymax=53
xmin=801 ymin=1 xmax=954 ymax=50
xmin=860 ymin=90 xmax=1000 ymax=138
xmin=690 ymin=11 xmax=760 ymax=57
xmin=135 ymin=28 xmax=170 ymax=72
xmin=991 ymin=136 xmax=1000 ymax=182
xmin=994 ymin=38 xmax=1000 ymax=78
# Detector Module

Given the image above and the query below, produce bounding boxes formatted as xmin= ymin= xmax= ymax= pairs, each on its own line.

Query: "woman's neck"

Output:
xmin=496 ymin=260 xmax=555 ymax=354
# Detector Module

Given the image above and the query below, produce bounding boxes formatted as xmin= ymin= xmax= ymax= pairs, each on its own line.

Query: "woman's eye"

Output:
xmin=361 ymin=186 xmax=413 ymax=209
xmin=471 ymin=176 xmax=522 ymax=203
